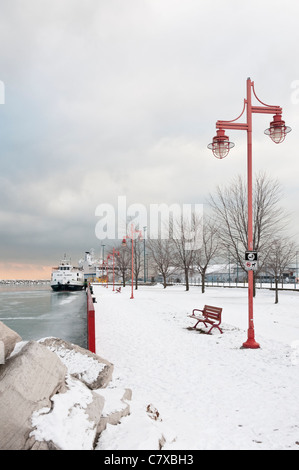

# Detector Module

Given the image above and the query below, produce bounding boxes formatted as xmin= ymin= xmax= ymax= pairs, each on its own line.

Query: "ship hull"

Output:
xmin=51 ymin=283 xmax=85 ymax=292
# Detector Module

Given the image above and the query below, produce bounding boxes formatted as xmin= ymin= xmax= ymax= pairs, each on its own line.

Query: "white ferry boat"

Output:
xmin=51 ymin=257 xmax=85 ymax=291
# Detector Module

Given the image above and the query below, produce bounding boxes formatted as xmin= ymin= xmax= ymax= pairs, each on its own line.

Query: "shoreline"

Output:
xmin=0 ymin=280 xmax=50 ymax=286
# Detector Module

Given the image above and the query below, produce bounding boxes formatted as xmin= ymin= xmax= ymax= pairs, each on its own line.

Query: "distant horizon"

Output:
xmin=0 ymin=263 xmax=52 ymax=281
xmin=0 ymin=279 xmax=50 ymax=282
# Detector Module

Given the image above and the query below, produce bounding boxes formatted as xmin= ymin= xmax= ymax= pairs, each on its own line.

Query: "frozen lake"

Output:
xmin=0 ymin=284 xmax=87 ymax=348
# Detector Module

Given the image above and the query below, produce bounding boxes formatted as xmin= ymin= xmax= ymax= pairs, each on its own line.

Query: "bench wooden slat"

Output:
xmin=204 ymin=305 xmax=222 ymax=313
xmin=204 ymin=313 xmax=220 ymax=320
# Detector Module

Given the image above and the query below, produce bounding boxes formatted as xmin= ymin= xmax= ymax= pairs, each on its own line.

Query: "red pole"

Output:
xmin=105 ymin=257 xmax=109 ymax=288
xmin=243 ymin=78 xmax=260 ymax=349
xmin=87 ymin=287 xmax=96 ymax=353
xmin=123 ymin=224 xmax=142 ymax=299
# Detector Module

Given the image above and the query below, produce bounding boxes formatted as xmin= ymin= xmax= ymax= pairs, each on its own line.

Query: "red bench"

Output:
xmin=188 ymin=305 xmax=223 ymax=334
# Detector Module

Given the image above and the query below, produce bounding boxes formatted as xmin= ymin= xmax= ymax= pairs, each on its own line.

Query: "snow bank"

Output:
xmin=31 ymin=374 xmax=100 ymax=450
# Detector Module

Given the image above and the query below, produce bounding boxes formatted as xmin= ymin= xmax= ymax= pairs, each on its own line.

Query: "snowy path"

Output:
xmin=94 ymin=285 xmax=299 ymax=450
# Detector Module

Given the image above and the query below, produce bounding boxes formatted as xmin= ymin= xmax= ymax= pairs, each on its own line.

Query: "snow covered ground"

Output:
xmin=93 ymin=284 xmax=299 ymax=451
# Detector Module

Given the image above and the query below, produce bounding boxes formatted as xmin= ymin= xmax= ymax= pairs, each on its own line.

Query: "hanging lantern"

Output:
xmin=208 ymin=129 xmax=235 ymax=159
xmin=264 ymin=114 xmax=291 ymax=144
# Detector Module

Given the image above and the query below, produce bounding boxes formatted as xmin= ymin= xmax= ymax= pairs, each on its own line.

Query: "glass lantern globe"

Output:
xmin=208 ymin=129 xmax=235 ymax=159
xmin=264 ymin=114 xmax=291 ymax=144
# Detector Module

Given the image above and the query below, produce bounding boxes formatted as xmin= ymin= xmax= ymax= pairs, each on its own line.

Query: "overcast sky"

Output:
xmin=0 ymin=0 xmax=298 ymax=279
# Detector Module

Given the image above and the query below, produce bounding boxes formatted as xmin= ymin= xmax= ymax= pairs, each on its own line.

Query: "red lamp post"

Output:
xmin=208 ymin=78 xmax=291 ymax=349
xmin=107 ymin=248 xmax=120 ymax=291
xmin=122 ymin=223 xmax=143 ymax=299
xmin=104 ymin=256 xmax=110 ymax=288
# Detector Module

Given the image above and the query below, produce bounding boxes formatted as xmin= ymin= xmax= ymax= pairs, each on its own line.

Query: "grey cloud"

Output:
xmin=0 ymin=0 xmax=298 ymax=271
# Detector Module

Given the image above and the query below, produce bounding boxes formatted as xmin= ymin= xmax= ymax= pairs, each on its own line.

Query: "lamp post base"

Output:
xmin=242 ymin=329 xmax=260 ymax=349
xmin=242 ymin=339 xmax=260 ymax=349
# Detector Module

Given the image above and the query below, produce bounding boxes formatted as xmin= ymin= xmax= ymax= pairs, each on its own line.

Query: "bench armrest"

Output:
xmin=192 ymin=308 xmax=204 ymax=316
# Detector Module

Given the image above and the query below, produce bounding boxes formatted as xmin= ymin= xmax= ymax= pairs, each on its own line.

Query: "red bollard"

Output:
xmin=86 ymin=287 xmax=96 ymax=353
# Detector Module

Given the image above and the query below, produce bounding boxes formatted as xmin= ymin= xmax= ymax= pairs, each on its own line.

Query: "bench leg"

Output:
xmin=192 ymin=319 xmax=209 ymax=329
xmin=207 ymin=324 xmax=223 ymax=334
xmin=190 ymin=318 xmax=223 ymax=334
xmin=192 ymin=319 xmax=200 ymax=329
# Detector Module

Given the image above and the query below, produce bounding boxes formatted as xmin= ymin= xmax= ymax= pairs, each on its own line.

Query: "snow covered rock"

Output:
xmin=30 ymin=374 xmax=106 ymax=450
xmin=0 ymin=328 xmax=131 ymax=450
xmin=0 ymin=321 xmax=22 ymax=364
xmin=0 ymin=340 xmax=67 ymax=450
xmin=30 ymin=379 xmax=132 ymax=450
xmin=39 ymin=337 xmax=114 ymax=389
xmin=0 ymin=341 xmax=4 ymax=365
xmin=95 ymin=387 xmax=132 ymax=435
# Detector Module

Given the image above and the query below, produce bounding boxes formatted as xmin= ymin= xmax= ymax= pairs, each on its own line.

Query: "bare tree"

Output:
xmin=267 ymin=238 xmax=297 ymax=303
xmin=194 ymin=217 xmax=220 ymax=293
xmin=147 ymin=237 xmax=176 ymax=288
xmin=116 ymin=243 xmax=131 ymax=287
xmin=133 ymin=237 xmax=142 ymax=290
xmin=253 ymin=173 xmax=287 ymax=257
xmin=209 ymin=172 xmax=289 ymax=294
xmin=172 ymin=213 xmax=202 ymax=291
